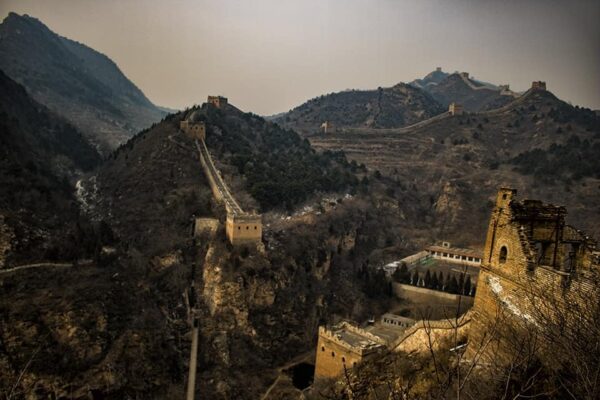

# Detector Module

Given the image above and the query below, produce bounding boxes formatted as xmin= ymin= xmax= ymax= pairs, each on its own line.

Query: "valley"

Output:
xmin=0 ymin=6 xmax=599 ymax=399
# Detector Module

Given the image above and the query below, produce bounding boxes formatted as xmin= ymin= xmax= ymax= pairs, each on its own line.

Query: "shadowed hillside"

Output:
xmin=0 ymin=69 xmax=102 ymax=266
xmin=274 ymin=83 xmax=444 ymax=135
xmin=0 ymin=13 xmax=167 ymax=152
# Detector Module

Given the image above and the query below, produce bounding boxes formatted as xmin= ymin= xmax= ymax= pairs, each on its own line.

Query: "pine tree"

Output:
xmin=440 ymin=272 xmax=447 ymax=291
xmin=464 ymin=275 xmax=472 ymax=296
xmin=431 ymin=272 xmax=439 ymax=290
xmin=411 ymin=270 xmax=419 ymax=286
xmin=447 ymin=275 xmax=459 ymax=294
xmin=424 ymin=270 xmax=432 ymax=288
xmin=436 ymin=272 xmax=444 ymax=290
xmin=399 ymin=263 xmax=409 ymax=283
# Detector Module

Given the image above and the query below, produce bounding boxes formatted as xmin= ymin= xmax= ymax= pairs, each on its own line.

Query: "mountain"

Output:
xmin=0 ymin=12 xmax=167 ymax=153
xmin=14 ymin=100 xmax=407 ymax=398
xmin=273 ymin=82 xmax=445 ymax=135
xmin=94 ymin=101 xmax=361 ymax=245
xmin=414 ymin=71 xmax=514 ymax=112
xmin=309 ymin=88 xmax=600 ymax=244
xmin=0 ymin=69 xmax=102 ymax=266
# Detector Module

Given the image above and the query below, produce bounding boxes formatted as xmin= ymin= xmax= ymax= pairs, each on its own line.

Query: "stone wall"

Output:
xmin=392 ymin=318 xmax=471 ymax=353
xmin=393 ymin=282 xmax=475 ymax=305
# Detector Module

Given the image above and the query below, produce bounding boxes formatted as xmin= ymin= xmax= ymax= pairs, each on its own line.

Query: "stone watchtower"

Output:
xmin=531 ymin=81 xmax=547 ymax=91
xmin=470 ymin=187 xmax=599 ymax=362
xmin=448 ymin=102 xmax=463 ymax=116
xmin=180 ymin=120 xmax=206 ymax=141
xmin=207 ymin=95 xmax=228 ymax=109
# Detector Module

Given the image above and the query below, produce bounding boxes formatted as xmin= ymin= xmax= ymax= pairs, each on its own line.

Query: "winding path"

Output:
xmin=0 ymin=260 xmax=92 ymax=275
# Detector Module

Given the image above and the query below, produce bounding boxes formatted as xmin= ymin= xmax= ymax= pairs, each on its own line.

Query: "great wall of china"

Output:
xmin=180 ymin=96 xmax=262 ymax=246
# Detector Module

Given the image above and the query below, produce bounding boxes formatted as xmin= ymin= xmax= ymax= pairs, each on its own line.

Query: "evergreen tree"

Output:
xmin=431 ymin=272 xmax=439 ymax=290
xmin=458 ymin=272 xmax=466 ymax=294
xmin=464 ymin=275 xmax=472 ymax=296
xmin=447 ymin=275 xmax=459 ymax=294
xmin=439 ymin=272 xmax=447 ymax=291
xmin=436 ymin=272 xmax=444 ymax=290
xmin=424 ymin=270 xmax=432 ymax=288
xmin=394 ymin=263 xmax=410 ymax=283
xmin=411 ymin=270 xmax=419 ymax=286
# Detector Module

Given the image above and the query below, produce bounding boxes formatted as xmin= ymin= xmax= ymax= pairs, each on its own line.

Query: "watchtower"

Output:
xmin=225 ymin=213 xmax=262 ymax=245
xmin=531 ymin=81 xmax=546 ymax=91
xmin=448 ymin=102 xmax=464 ymax=116
xmin=180 ymin=120 xmax=206 ymax=141
xmin=207 ymin=95 xmax=228 ymax=109
xmin=320 ymin=121 xmax=335 ymax=134
xmin=470 ymin=188 xmax=599 ymax=363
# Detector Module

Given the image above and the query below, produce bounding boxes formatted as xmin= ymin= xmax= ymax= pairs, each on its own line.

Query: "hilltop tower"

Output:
xmin=207 ymin=95 xmax=228 ymax=109
xmin=531 ymin=81 xmax=546 ymax=91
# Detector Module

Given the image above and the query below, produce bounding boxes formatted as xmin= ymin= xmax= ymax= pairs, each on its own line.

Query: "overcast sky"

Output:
xmin=1 ymin=0 xmax=599 ymax=115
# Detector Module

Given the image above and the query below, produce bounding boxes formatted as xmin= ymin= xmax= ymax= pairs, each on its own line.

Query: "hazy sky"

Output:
xmin=1 ymin=0 xmax=599 ymax=115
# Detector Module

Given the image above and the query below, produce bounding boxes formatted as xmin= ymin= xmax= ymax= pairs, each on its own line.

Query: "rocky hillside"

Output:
xmin=0 ymin=69 xmax=102 ymax=267
xmin=0 ymin=13 xmax=166 ymax=153
xmin=0 ymin=100 xmax=430 ymax=399
xmin=309 ymin=89 xmax=600 ymax=245
xmin=274 ymin=82 xmax=444 ymax=135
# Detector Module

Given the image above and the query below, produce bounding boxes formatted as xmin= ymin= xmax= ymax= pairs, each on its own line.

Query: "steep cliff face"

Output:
xmin=193 ymin=200 xmax=396 ymax=399
xmin=0 ymin=70 xmax=102 ymax=266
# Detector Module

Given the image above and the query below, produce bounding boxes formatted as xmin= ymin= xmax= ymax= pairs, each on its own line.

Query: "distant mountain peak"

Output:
xmin=0 ymin=12 xmax=166 ymax=153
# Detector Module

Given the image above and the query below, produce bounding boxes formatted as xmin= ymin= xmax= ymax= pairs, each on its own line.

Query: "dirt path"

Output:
xmin=0 ymin=260 xmax=92 ymax=275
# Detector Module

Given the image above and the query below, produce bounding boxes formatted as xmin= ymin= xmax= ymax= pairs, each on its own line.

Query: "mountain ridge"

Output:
xmin=274 ymin=82 xmax=444 ymax=135
xmin=0 ymin=12 xmax=167 ymax=152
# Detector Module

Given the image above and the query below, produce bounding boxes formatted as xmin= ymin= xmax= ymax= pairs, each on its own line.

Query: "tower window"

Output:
xmin=499 ymin=246 xmax=508 ymax=264
xmin=321 ymin=346 xmax=325 ymax=352
xmin=331 ymin=352 xmax=335 ymax=357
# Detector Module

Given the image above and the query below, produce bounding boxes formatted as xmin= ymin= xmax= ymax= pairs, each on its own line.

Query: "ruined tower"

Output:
xmin=531 ymin=81 xmax=547 ymax=91
xmin=180 ymin=120 xmax=206 ymax=141
xmin=470 ymin=188 xmax=599 ymax=359
xmin=207 ymin=95 xmax=228 ymax=109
